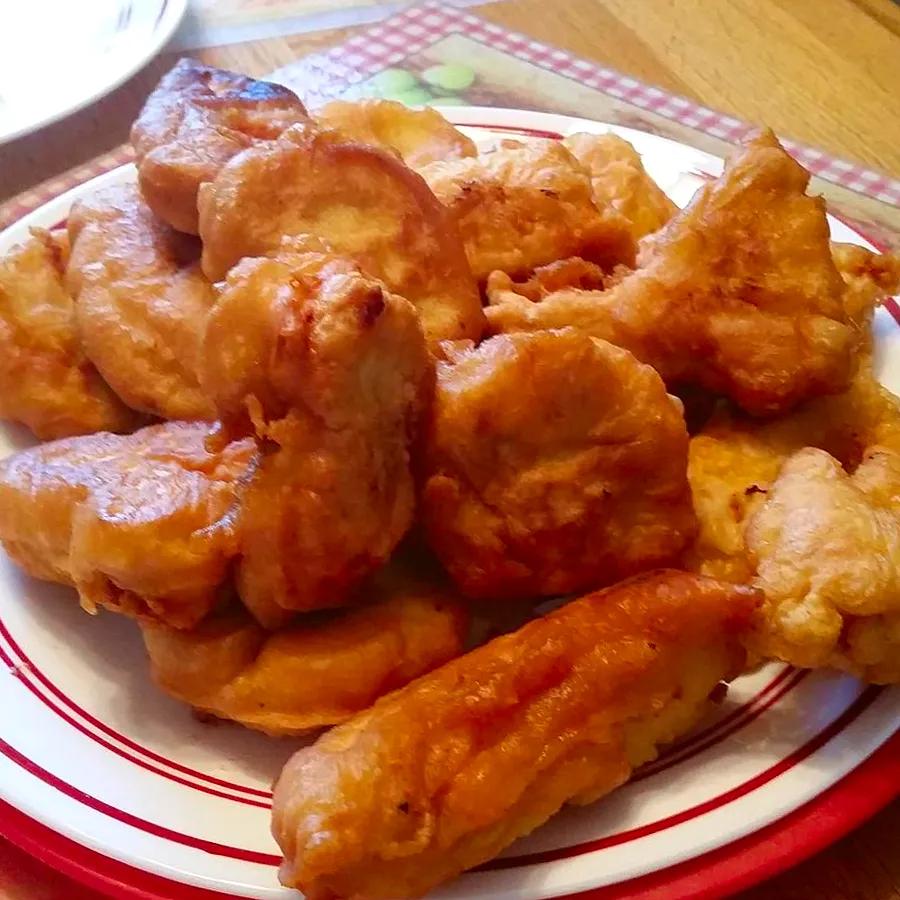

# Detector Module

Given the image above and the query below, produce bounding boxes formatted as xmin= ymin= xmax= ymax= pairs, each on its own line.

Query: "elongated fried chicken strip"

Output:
xmin=66 ymin=184 xmax=217 ymax=421
xmin=0 ymin=422 xmax=256 ymax=629
xmin=487 ymin=131 xmax=857 ymax=416
xmin=0 ymin=229 xmax=140 ymax=439
xmin=141 ymin=561 xmax=468 ymax=735
xmin=132 ymin=58 xmax=309 ymax=234
xmin=315 ymin=99 xmax=476 ymax=167
xmin=198 ymin=124 xmax=483 ymax=345
xmin=418 ymin=139 xmax=636 ymax=281
xmin=563 ymin=132 xmax=677 ymax=239
xmin=686 ymin=366 xmax=900 ymax=582
xmin=747 ymin=446 xmax=900 ymax=683
xmin=202 ymin=248 xmax=431 ymax=628
xmin=420 ymin=329 xmax=695 ymax=599
xmin=272 ymin=570 xmax=757 ymax=900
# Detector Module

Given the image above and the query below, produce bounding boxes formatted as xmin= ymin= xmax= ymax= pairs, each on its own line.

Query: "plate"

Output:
xmin=0 ymin=1 xmax=187 ymax=144
xmin=0 ymin=107 xmax=898 ymax=900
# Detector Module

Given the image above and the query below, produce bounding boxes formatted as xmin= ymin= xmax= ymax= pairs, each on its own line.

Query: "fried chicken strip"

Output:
xmin=563 ymin=132 xmax=677 ymax=239
xmin=202 ymin=248 xmax=431 ymax=628
xmin=420 ymin=329 xmax=696 ymax=599
xmin=315 ymin=99 xmax=476 ymax=167
xmin=487 ymin=131 xmax=857 ymax=416
xmin=198 ymin=124 xmax=483 ymax=345
xmin=141 ymin=561 xmax=468 ymax=735
xmin=132 ymin=58 xmax=309 ymax=234
xmin=272 ymin=571 xmax=757 ymax=900
xmin=0 ymin=229 xmax=140 ymax=439
xmin=418 ymin=139 xmax=636 ymax=281
xmin=747 ymin=446 xmax=900 ymax=683
xmin=66 ymin=184 xmax=217 ymax=421
xmin=0 ymin=422 xmax=255 ymax=628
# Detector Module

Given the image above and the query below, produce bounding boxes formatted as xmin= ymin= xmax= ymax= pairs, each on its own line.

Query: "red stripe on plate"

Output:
xmin=885 ymin=297 xmax=900 ymax=327
xmin=0 ymin=609 xmax=797 ymax=802
xmin=479 ymin=685 xmax=882 ymax=870
xmin=648 ymin=665 xmax=795 ymax=767
xmin=634 ymin=669 xmax=807 ymax=781
xmin=0 ymin=615 xmax=272 ymax=800
xmin=0 ymin=734 xmax=281 ymax=866
xmin=0 ymin=615 xmax=801 ymax=812
xmin=0 ymin=666 xmax=880 ymax=869
xmin=462 ymin=122 xmax=565 ymax=139
xmin=0 ymin=715 xmax=897 ymax=900
xmin=557 ymin=728 xmax=900 ymax=900
xmin=0 ymin=641 xmax=271 ymax=810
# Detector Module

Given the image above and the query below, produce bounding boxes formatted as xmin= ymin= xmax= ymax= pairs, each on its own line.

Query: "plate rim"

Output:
xmin=0 ymin=0 xmax=187 ymax=145
xmin=0 ymin=105 xmax=897 ymax=900
xmin=2 ymin=731 xmax=897 ymax=900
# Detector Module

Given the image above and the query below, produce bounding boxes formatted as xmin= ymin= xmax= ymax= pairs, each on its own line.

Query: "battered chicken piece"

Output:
xmin=198 ymin=125 xmax=483 ymax=345
xmin=420 ymin=329 xmax=696 ymax=599
xmin=831 ymin=241 xmax=900 ymax=339
xmin=0 ymin=422 xmax=256 ymax=628
xmin=66 ymin=184 xmax=217 ymax=421
xmin=418 ymin=139 xmax=636 ymax=282
xmin=202 ymin=248 xmax=431 ymax=628
xmin=141 ymin=563 xmax=468 ymax=735
xmin=315 ymin=99 xmax=476 ymax=167
xmin=0 ymin=229 xmax=140 ymax=439
xmin=747 ymin=446 xmax=900 ymax=683
xmin=272 ymin=571 xmax=757 ymax=900
xmin=131 ymin=58 xmax=309 ymax=234
xmin=685 ymin=367 xmax=900 ymax=581
xmin=563 ymin=132 xmax=677 ymax=239
xmin=487 ymin=131 xmax=856 ymax=416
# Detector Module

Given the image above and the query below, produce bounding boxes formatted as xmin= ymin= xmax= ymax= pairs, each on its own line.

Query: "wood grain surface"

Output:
xmin=1 ymin=0 xmax=899 ymax=202
xmin=0 ymin=1 xmax=899 ymax=898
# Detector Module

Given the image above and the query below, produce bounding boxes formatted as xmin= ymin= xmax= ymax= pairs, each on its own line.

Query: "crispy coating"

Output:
xmin=831 ymin=241 xmax=900 ymax=340
xmin=198 ymin=125 xmax=483 ymax=345
xmin=420 ymin=330 xmax=696 ymax=599
xmin=272 ymin=571 xmax=757 ymax=900
xmin=315 ymin=99 xmax=476 ymax=167
xmin=202 ymin=249 xmax=431 ymax=628
xmin=747 ymin=446 xmax=900 ymax=683
xmin=0 ymin=229 xmax=140 ymax=439
xmin=66 ymin=184 xmax=217 ymax=421
xmin=141 ymin=561 xmax=469 ymax=735
xmin=131 ymin=58 xmax=309 ymax=234
xmin=0 ymin=422 xmax=256 ymax=628
xmin=418 ymin=139 xmax=636 ymax=281
xmin=686 ymin=424 xmax=785 ymax=584
xmin=563 ymin=132 xmax=677 ymax=239
xmin=487 ymin=131 xmax=856 ymax=416
xmin=686 ymin=367 xmax=900 ymax=582
xmin=495 ymin=256 xmax=611 ymax=299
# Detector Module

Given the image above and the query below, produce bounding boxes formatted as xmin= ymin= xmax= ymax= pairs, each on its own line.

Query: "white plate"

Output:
xmin=0 ymin=0 xmax=186 ymax=144
xmin=0 ymin=108 xmax=898 ymax=900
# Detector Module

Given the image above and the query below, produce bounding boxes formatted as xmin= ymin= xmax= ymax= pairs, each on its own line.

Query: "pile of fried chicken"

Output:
xmin=1 ymin=58 xmax=899 ymax=899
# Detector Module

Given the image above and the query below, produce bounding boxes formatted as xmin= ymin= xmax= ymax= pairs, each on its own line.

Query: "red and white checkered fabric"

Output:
xmin=0 ymin=145 xmax=134 ymax=231
xmin=3 ymin=0 xmax=898 ymax=232
xmin=278 ymin=0 xmax=900 ymax=208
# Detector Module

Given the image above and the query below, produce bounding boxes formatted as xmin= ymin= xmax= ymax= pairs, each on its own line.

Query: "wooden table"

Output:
xmin=1 ymin=1 xmax=899 ymax=898
xmin=2 ymin=0 xmax=900 ymax=202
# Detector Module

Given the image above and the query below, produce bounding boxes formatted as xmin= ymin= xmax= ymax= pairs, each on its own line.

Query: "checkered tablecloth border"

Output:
xmin=278 ymin=0 xmax=900 ymax=207
xmin=0 ymin=145 xmax=134 ymax=231
xmin=4 ymin=0 xmax=899 ymax=231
